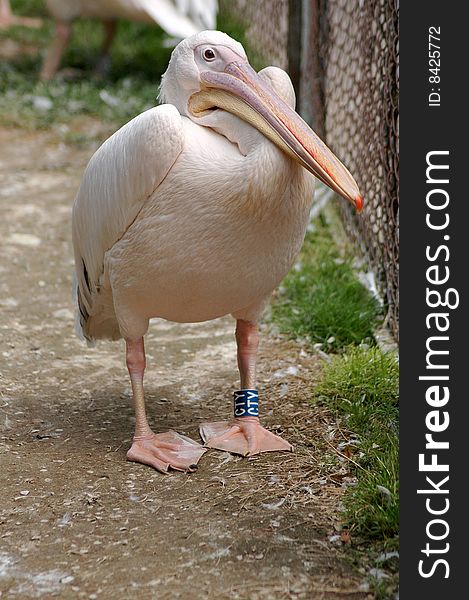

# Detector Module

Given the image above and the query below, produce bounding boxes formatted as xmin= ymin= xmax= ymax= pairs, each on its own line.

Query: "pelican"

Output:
xmin=40 ymin=0 xmax=218 ymax=80
xmin=0 ymin=0 xmax=42 ymax=28
xmin=72 ymin=30 xmax=362 ymax=473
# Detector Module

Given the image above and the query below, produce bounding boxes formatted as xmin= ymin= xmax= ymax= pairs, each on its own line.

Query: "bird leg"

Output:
xmin=125 ymin=337 xmax=206 ymax=473
xmin=93 ymin=20 xmax=117 ymax=77
xmin=0 ymin=0 xmax=42 ymax=29
xmin=200 ymin=320 xmax=293 ymax=456
xmin=40 ymin=20 xmax=72 ymax=80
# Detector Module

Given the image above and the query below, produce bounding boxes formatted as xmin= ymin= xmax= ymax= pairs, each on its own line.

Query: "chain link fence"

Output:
xmin=318 ymin=0 xmax=399 ymax=341
xmin=221 ymin=0 xmax=289 ymax=68
xmin=221 ymin=0 xmax=399 ymax=341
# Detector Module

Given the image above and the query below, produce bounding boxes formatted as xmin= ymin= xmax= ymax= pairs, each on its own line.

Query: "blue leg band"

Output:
xmin=234 ymin=389 xmax=259 ymax=417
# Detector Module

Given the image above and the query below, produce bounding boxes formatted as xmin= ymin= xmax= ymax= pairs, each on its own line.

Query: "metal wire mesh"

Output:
xmin=318 ymin=0 xmax=399 ymax=340
xmin=221 ymin=0 xmax=399 ymax=341
xmin=221 ymin=0 xmax=289 ymax=69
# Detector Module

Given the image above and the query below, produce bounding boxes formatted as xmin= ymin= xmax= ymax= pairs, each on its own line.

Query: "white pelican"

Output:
xmin=40 ymin=0 xmax=218 ymax=79
xmin=72 ymin=30 xmax=362 ymax=473
xmin=0 ymin=0 xmax=42 ymax=28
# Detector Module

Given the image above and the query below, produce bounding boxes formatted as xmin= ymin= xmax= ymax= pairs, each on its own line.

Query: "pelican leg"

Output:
xmin=40 ymin=20 xmax=72 ymax=80
xmin=0 ymin=0 xmax=42 ymax=29
xmin=125 ymin=337 xmax=206 ymax=473
xmin=200 ymin=320 xmax=293 ymax=456
xmin=94 ymin=20 xmax=117 ymax=77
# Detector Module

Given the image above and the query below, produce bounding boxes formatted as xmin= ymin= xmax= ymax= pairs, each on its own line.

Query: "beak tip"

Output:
xmin=355 ymin=194 xmax=364 ymax=213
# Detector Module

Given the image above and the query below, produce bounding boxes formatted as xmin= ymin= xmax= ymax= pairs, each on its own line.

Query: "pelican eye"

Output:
xmin=203 ymin=48 xmax=216 ymax=61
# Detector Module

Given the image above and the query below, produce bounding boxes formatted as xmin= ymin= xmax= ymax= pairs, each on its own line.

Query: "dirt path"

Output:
xmin=0 ymin=126 xmax=370 ymax=599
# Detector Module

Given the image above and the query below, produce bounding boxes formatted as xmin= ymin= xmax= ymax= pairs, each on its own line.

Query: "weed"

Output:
xmin=272 ymin=217 xmax=381 ymax=352
xmin=315 ymin=346 xmax=399 ymax=540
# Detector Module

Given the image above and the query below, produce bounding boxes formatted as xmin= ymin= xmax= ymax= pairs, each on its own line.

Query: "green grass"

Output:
xmin=315 ymin=346 xmax=399 ymax=540
xmin=272 ymin=216 xmax=381 ymax=352
xmin=0 ymin=12 xmax=166 ymax=131
xmin=0 ymin=0 xmax=260 ymax=134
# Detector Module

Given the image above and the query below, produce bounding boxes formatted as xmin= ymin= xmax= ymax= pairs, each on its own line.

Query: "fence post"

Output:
xmin=287 ymin=0 xmax=302 ymax=105
xmin=303 ymin=0 xmax=325 ymax=137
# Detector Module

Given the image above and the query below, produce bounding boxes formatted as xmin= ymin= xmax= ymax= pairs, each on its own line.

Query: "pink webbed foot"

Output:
xmin=127 ymin=430 xmax=207 ymax=473
xmin=199 ymin=417 xmax=293 ymax=457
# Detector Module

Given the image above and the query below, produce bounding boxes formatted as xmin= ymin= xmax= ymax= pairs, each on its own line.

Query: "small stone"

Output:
xmin=8 ymin=233 xmax=41 ymax=247
xmin=32 ymin=96 xmax=53 ymax=111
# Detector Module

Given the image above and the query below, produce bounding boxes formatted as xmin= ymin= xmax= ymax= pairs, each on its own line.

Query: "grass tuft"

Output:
xmin=272 ymin=217 xmax=381 ymax=352
xmin=315 ymin=346 xmax=399 ymax=540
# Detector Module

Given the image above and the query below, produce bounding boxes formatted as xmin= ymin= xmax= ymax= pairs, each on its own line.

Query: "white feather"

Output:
xmin=72 ymin=104 xmax=184 ymax=340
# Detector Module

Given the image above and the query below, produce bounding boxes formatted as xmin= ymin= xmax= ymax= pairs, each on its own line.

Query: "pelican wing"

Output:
xmin=72 ymin=104 xmax=184 ymax=327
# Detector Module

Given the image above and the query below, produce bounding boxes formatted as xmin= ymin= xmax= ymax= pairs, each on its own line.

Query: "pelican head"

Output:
xmin=160 ymin=31 xmax=363 ymax=211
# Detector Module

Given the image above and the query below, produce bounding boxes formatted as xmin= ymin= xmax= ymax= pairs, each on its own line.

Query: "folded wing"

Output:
xmin=72 ymin=103 xmax=184 ymax=339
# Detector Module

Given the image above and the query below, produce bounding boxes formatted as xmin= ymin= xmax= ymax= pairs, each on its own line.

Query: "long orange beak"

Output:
xmin=188 ymin=61 xmax=363 ymax=212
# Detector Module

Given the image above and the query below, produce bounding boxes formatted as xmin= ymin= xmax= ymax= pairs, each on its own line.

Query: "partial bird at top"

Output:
xmin=39 ymin=0 xmax=218 ymax=79
xmin=0 ymin=0 xmax=42 ymax=28
xmin=72 ymin=30 xmax=363 ymax=473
